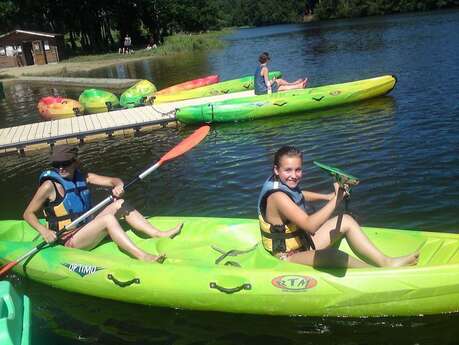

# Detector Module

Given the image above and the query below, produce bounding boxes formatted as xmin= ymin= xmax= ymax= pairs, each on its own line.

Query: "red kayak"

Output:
xmin=156 ymin=75 xmax=219 ymax=95
xmin=38 ymin=96 xmax=84 ymax=120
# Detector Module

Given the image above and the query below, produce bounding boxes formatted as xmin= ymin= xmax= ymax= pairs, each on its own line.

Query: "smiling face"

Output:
xmin=274 ymin=155 xmax=303 ymax=189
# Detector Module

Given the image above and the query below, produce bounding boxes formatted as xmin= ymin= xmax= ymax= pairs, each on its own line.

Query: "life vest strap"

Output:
xmin=261 ymin=225 xmax=316 ymax=254
xmin=260 ymin=229 xmax=303 ymax=240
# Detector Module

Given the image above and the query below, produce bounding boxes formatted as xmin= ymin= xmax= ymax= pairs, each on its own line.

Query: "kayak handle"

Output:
xmin=209 ymin=282 xmax=251 ymax=294
xmin=107 ymin=274 xmax=140 ymax=288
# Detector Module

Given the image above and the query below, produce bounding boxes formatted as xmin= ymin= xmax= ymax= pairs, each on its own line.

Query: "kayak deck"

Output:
xmin=1 ymin=217 xmax=457 ymax=269
xmin=1 ymin=217 xmax=459 ymax=317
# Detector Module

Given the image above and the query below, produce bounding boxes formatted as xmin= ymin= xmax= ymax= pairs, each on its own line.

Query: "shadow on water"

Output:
xmin=7 ymin=277 xmax=459 ymax=345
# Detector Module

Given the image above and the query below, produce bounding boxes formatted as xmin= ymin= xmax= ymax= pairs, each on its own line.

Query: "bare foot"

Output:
xmin=160 ymin=223 xmax=183 ymax=239
xmin=139 ymin=253 xmax=166 ymax=263
xmin=386 ymin=252 xmax=419 ymax=267
xmin=302 ymin=78 xmax=308 ymax=88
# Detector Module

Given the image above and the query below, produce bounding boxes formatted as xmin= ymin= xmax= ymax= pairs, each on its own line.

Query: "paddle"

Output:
xmin=0 ymin=125 xmax=210 ymax=277
xmin=313 ymin=161 xmax=359 ymax=196
xmin=314 ymin=161 xmax=360 ymax=229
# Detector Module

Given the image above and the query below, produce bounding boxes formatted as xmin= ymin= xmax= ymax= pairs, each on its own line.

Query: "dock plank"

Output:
xmin=59 ymin=118 xmax=73 ymax=136
xmin=132 ymin=109 xmax=144 ymax=122
xmin=6 ymin=126 xmax=20 ymax=144
xmin=95 ymin=113 xmax=110 ymax=132
xmin=49 ymin=120 xmax=59 ymax=138
xmin=70 ymin=117 xmax=80 ymax=134
xmin=77 ymin=116 xmax=88 ymax=132
xmin=83 ymin=115 xmax=96 ymax=132
xmin=11 ymin=125 xmax=26 ymax=145
xmin=0 ymin=127 xmax=13 ymax=145
xmin=17 ymin=124 xmax=32 ymax=144
xmin=43 ymin=122 xmax=53 ymax=140
xmin=36 ymin=122 xmax=46 ymax=141
xmin=26 ymin=123 xmax=39 ymax=141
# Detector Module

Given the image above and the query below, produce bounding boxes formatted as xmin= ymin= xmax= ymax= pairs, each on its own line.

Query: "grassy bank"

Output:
xmin=64 ymin=30 xmax=229 ymax=63
xmin=0 ymin=30 xmax=230 ymax=79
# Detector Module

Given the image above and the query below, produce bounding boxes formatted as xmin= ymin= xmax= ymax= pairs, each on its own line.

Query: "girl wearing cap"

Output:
xmin=23 ymin=144 xmax=182 ymax=263
xmin=254 ymin=52 xmax=308 ymax=95
xmin=257 ymin=146 xmax=419 ymax=268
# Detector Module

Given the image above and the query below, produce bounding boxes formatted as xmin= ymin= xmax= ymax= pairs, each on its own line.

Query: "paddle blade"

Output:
xmin=159 ymin=125 xmax=210 ymax=164
xmin=313 ymin=161 xmax=360 ymax=186
xmin=0 ymin=261 xmax=18 ymax=277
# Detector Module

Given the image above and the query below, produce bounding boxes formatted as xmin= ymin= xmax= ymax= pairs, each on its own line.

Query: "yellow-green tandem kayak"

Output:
xmin=0 ymin=216 xmax=458 ymax=317
xmin=176 ymin=75 xmax=397 ymax=124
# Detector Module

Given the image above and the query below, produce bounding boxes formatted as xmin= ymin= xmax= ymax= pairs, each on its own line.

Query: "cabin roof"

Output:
xmin=0 ymin=30 xmax=63 ymax=46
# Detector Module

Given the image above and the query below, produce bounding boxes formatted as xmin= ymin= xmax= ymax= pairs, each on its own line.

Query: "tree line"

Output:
xmin=0 ymin=0 xmax=457 ymax=54
xmin=314 ymin=0 xmax=459 ymax=18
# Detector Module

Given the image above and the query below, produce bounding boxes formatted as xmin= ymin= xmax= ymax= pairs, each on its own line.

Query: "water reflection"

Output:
xmin=65 ymin=51 xmax=215 ymax=91
xmin=14 ymin=278 xmax=459 ymax=345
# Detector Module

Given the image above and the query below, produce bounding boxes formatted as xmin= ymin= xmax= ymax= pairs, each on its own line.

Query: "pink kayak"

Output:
xmin=156 ymin=75 xmax=219 ymax=95
xmin=37 ymin=96 xmax=84 ymax=120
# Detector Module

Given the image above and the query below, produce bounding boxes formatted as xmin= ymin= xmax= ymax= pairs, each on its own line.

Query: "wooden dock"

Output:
xmin=0 ymin=106 xmax=176 ymax=155
xmin=14 ymin=76 xmax=141 ymax=89
xmin=0 ymin=90 xmax=254 ymax=155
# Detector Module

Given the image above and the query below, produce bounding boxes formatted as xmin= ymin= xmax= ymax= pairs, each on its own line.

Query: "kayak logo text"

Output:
xmin=272 ymin=275 xmax=317 ymax=292
xmin=63 ymin=263 xmax=104 ymax=277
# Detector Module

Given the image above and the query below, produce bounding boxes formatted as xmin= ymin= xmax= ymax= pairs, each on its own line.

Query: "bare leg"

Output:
xmin=312 ymin=214 xmax=419 ymax=267
xmin=113 ymin=200 xmax=182 ymax=238
xmin=275 ymin=78 xmax=305 ymax=87
xmin=68 ymin=200 xmax=164 ymax=262
xmin=287 ymin=247 xmax=370 ymax=268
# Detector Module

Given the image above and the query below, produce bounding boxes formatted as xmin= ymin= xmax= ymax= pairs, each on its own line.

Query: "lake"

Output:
xmin=1 ymin=9 xmax=459 ymax=345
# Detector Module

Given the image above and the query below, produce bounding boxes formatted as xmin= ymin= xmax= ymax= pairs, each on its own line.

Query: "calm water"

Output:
xmin=1 ymin=9 xmax=459 ymax=345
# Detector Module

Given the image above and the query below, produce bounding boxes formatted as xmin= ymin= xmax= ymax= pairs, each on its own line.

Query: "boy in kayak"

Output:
xmin=257 ymin=146 xmax=419 ymax=268
xmin=254 ymin=52 xmax=308 ymax=95
xmin=23 ymin=144 xmax=182 ymax=262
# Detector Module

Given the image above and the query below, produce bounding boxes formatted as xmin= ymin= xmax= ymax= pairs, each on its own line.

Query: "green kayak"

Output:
xmin=154 ymin=72 xmax=282 ymax=104
xmin=120 ymin=80 xmax=157 ymax=108
xmin=79 ymin=89 xmax=120 ymax=114
xmin=176 ymin=75 xmax=397 ymax=124
xmin=0 ymin=281 xmax=30 ymax=345
xmin=0 ymin=216 xmax=458 ymax=317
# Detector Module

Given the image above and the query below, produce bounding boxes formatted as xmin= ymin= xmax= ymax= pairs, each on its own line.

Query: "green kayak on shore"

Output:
xmin=154 ymin=72 xmax=282 ymax=104
xmin=0 ymin=281 xmax=30 ymax=345
xmin=176 ymin=75 xmax=397 ymax=124
xmin=0 ymin=216 xmax=458 ymax=317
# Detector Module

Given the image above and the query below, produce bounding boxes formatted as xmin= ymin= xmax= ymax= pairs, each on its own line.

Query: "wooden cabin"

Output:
xmin=0 ymin=30 xmax=65 ymax=68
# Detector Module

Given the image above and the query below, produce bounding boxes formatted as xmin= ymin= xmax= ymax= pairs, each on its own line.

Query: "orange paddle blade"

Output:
xmin=0 ymin=261 xmax=17 ymax=276
xmin=159 ymin=125 xmax=210 ymax=164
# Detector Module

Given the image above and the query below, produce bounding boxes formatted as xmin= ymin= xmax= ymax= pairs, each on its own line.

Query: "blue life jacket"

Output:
xmin=257 ymin=175 xmax=315 ymax=254
xmin=39 ymin=169 xmax=92 ymax=232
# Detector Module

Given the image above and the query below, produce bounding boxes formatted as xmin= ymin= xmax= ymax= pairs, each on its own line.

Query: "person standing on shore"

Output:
xmin=124 ymin=34 xmax=132 ymax=54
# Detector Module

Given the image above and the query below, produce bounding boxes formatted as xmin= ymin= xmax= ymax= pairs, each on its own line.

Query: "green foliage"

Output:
xmin=1 ymin=0 xmax=457 ymax=55
xmin=64 ymin=30 xmax=227 ymax=63
xmin=315 ymin=0 xmax=459 ymax=19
